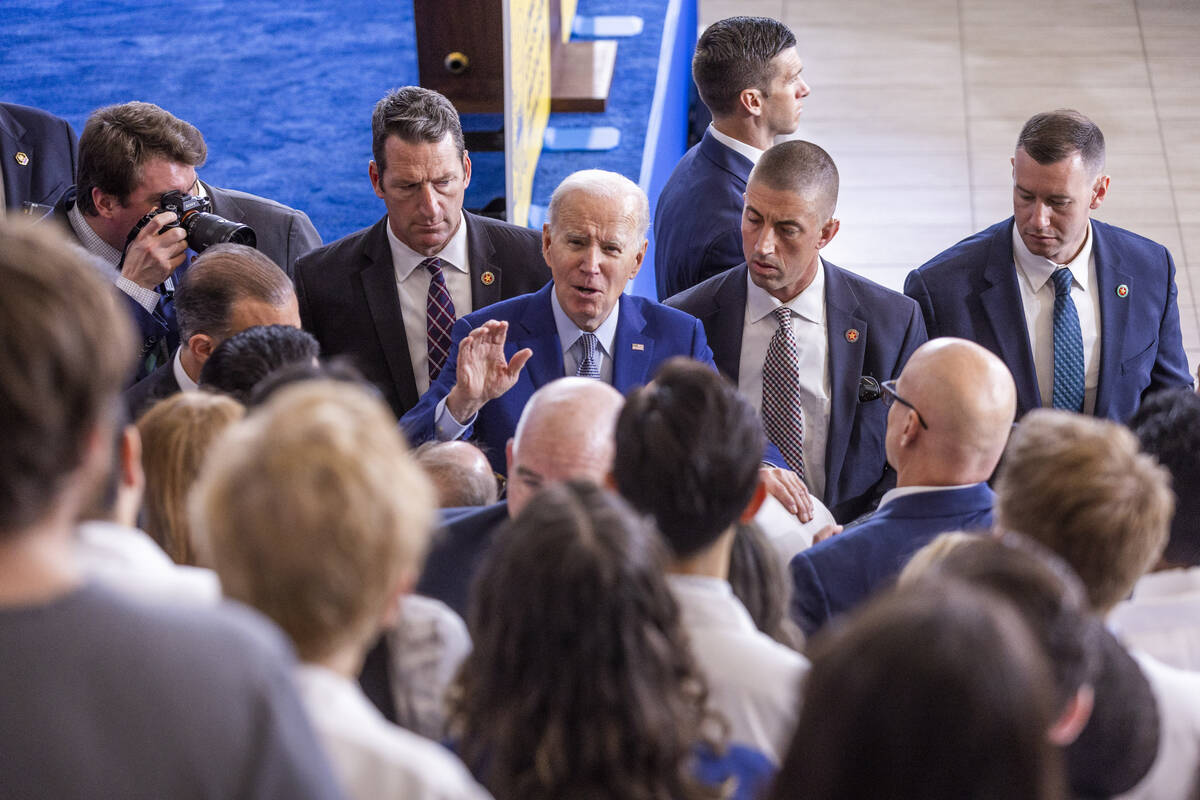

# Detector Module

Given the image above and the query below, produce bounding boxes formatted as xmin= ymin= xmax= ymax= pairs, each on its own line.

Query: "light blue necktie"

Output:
xmin=576 ymin=333 xmax=601 ymax=379
xmin=1051 ymin=267 xmax=1085 ymax=412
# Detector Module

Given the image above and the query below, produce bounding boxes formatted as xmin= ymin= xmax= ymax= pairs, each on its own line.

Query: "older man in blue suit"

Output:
xmin=905 ymin=110 xmax=1192 ymax=422
xmin=789 ymin=337 xmax=1017 ymax=637
xmin=667 ymin=140 xmax=927 ymax=523
xmin=401 ymin=168 xmax=812 ymax=517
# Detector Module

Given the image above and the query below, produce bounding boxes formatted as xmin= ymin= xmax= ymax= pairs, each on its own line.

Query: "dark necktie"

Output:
xmin=1051 ymin=267 xmax=1085 ymax=412
xmin=423 ymin=257 xmax=457 ymax=381
xmin=576 ymin=332 xmax=601 ymax=379
xmin=761 ymin=306 xmax=805 ymax=477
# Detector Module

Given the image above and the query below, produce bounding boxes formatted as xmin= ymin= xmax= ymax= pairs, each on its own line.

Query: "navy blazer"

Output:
xmin=415 ymin=502 xmax=509 ymax=619
xmin=666 ymin=261 xmax=928 ymax=523
xmin=905 ymin=217 xmax=1192 ymax=421
xmin=654 ymin=129 xmax=752 ymax=300
xmin=790 ymin=482 xmax=996 ymax=636
xmin=399 ymin=282 xmax=717 ymax=476
xmin=123 ymin=360 xmax=182 ymax=420
xmin=0 ymin=102 xmax=77 ymax=212
xmin=295 ymin=212 xmax=550 ymax=419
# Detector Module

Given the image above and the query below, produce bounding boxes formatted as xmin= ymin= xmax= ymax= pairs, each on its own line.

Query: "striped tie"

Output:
xmin=576 ymin=332 xmax=601 ymax=379
xmin=761 ymin=307 xmax=805 ymax=478
xmin=1050 ymin=267 xmax=1085 ymax=412
xmin=423 ymin=258 xmax=457 ymax=381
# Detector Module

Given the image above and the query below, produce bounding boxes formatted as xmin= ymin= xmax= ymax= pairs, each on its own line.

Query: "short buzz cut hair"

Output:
xmin=750 ymin=139 xmax=840 ymax=220
xmin=692 ymin=16 xmax=797 ymax=118
xmin=192 ymin=380 xmax=437 ymax=662
xmin=0 ymin=218 xmax=135 ymax=534
xmin=995 ymin=410 xmax=1174 ymax=612
xmin=1017 ymin=109 xmax=1106 ymax=177
xmin=1129 ymin=389 xmax=1200 ymax=567
xmin=174 ymin=243 xmax=295 ymax=343
xmin=546 ymin=169 xmax=650 ymax=241
xmin=76 ymin=101 xmax=207 ymax=216
xmin=615 ymin=357 xmax=764 ymax=559
xmin=371 ymin=86 xmax=465 ymax=174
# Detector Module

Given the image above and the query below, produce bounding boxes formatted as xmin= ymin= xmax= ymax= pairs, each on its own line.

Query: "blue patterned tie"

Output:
xmin=576 ymin=332 xmax=601 ymax=379
xmin=423 ymin=258 xmax=457 ymax=381
xmin=1051 ymin=267 xmax=1085 ymax=412
xmin=761 ymin=307 xmax=805 ymax=478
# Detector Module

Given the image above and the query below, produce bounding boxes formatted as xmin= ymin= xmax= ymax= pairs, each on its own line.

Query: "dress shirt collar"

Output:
xmin=667 ymin=573 xmax=758 ymax=633
xmin=294 ymin=662 xmax=384 ymax=724
xmin=173 ymin=347 xmax=199 ymax=392
xmin=550 ymin=284 xmax=620 ymax=360
xmin=1012 ymin=220 xmax=1094 ymax=293
xmin=744 ymin=258 xmax=826 ymax=326
xmin=68 ymin=202 xmax=122 ymax=270
xmin=877 ymin=483 xmax=983 ymax=509
xmin=1131 ymin=566 xmax=1200 ymax=600
xmin=707 ymin=124 xmax=765 ymax=166
xmin=387 ymin=214 xmax=470 ymax=281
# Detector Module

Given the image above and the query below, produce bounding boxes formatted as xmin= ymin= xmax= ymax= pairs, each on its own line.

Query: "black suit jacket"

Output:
xmin=294 ymin=212 xmax=550 ymax=418
xmin=0 ymin=102 xmax=77 ymax=212
xmin=123 ymin=359 xmax=182 ymax=420
xmin=415 ymin=502 xmax=509 ymax=619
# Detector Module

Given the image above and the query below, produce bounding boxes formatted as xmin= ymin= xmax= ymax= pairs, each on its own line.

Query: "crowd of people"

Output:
xmin=3 ymin=12 xmax=1200 ymax=800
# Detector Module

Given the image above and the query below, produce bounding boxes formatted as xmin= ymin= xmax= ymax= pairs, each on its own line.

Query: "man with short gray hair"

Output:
xmin=295 ymin=85 xmax=550 ymax=419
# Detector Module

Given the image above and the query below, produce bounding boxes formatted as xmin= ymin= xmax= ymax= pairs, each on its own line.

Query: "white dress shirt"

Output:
xmin=1114 ymin=652 xmax=1200 ymax=800
xmin=738 ymin=266 xmax=831 ymax=499
xmin=1012 ymin=222 xmax=1101 ymax=414
xmin=707 ymin=124 xmax=765 ymax=166
xmin=389 ymin=217 xmax=472 ymax=397
xmin=1109 ymin=567 xmax=1200 ymax=673
xmin=172 ymin=346 xmax=199 ymax=392
xmin=294 ymin=664 xmax=493 ymax=800
xmin=668 ymin=574 xmax=809 ymax=763
xmin=75 ymin=520 xmax=221 ymax=605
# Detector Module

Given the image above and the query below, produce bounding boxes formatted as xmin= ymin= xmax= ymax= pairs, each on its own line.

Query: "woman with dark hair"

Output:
xmin=767 ymin=581 xmax=1066 ymax=800
xmin=449 ymin=480 xmax=774 ymax=800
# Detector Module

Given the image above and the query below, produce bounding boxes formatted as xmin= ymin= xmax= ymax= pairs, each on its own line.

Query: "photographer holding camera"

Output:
xmin=56 ymin=101 xmax=320 ymax=380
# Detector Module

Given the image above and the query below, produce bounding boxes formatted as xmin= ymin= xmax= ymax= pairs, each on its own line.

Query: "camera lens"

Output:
xmin=181 ymin=211 xmax=257 ymax=253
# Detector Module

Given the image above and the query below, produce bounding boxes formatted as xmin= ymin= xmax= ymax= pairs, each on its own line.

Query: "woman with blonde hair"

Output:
xmin=136 ymin=392 xmax=244 ymax=565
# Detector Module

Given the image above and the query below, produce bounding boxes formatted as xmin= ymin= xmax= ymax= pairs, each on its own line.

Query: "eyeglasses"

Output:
xmin=880 ymin=379 xmax=929 ymax=429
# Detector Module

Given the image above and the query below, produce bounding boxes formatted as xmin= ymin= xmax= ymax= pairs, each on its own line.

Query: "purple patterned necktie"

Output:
xmin=761 ymin=306 xmax=806 ymax=478
xmin=423 ymin=257 xmax=457 ymax=380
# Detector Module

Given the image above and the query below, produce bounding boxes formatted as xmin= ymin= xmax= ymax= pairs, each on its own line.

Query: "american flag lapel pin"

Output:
xmin=632 ymin=343 xmax=644 ymax=351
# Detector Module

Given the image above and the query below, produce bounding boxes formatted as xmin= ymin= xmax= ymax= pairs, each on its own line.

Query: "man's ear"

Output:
xmin=1090 ymin=174 xmax=1110 ymax=210
xmin=119 ymin=425 xmax=144 ymax=493
xmin=505 ymin=438 xmax=515 ymax=476
xmin=187 ymin=333 xmax=217 ymax=365
xmin=818 ymin=217 xmax=840 ymax=249
xmin=92 ymin=188 xmax=121 ymax=220
xmin=739 ymin=87 xmax=764 ymax=118
xmin=740 ymin=482 xmax=768 ymax=522
xmin=369 ymin=160 xmax=384 ymax=199
xmin=1048 ymin=685 xmax=1094 ymax=746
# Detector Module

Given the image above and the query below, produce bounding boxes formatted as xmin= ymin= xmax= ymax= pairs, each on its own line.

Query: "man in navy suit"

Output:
xmin=667 ymin=141 xmax=927 ymax=523
xmin=654 ymin=16 xmax=809 ymax=300
xmin=0 ymin=102 xmax=77 ymax=213
xmin=905 ymin=109 xmax=1192 ymax=422
xmin=789 ymin=337 xmax=1017 ymax=636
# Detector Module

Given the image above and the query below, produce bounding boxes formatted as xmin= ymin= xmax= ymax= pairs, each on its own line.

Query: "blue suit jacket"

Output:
xmin=904 ymin=218 xmax=1192 ymax=421
xmin=654 ymin=129 xmax=752 ymax=300
xmin=666 ymin=262 xmax=928 ymax=523
xmin=789 ymin=482 xmax=996 ymax=636
xmin=399 ymin=282 xmax=717 ymax=476
xmin=0 ymin=102 xmax=77 ymax=212
xmin=415 ymin=502 xmax=509 ymax=619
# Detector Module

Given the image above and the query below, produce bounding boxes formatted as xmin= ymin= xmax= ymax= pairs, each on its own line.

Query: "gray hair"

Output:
xmin=546 ymin=169 xmax=650 ymax=241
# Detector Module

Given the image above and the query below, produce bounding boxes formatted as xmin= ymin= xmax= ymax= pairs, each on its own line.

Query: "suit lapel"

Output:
xmin=514 ymin=284 xmax=566 ymax=387
xmin=1090 ymin=222 xmax=1132 ymax=417
xmin=0 ymin=108 xmax=31 ymax=210
xmin=980 ymin=221 xmax=1040 ymax=414
xmin=359 ymin=218 xmax=419 ymax=411
xmin=612 ymin=294 xmax=653 ymax=392
xmin=698 ymin=129 xmax=753 ymax=186
xmin=823 ymin=262 xmax=868 ymax=492
xmin=464 ymin=212 xmax=504 ymax=311
xmin=706 ymin=266 xmax=750 ymax=383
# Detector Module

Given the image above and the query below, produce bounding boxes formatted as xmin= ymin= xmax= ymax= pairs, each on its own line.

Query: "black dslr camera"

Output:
xmin=126 ymin=189 xmax=256 ymax=253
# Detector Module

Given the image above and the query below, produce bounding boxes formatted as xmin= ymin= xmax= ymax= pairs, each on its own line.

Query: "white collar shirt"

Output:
xmin=75 ymin=520 xmax=221 ymax=605
xmin=738 ymin=264 xmax=830 ymax=500
xmin=876 ymin=483 xmax=982 ymax=510
xmin=1012 ymin=221 xmax=1101 ymax=414
xmin=293 ymin=664 xmax=493 ymax=800
xmin=1117 ymin=652 xmax=1200 ymax=800
xmin=707 ymin=124 xmax=765 ymax=166
xmin=551 ymin=286 xmax=619 ymax=384
xmin=389 ymin=216 xmax=472 ymax=396
xmin=1109 ymin=567 xmax=1200 ymax=673
xmin=667 ymin=574 xmax=809 ymax=764
xmin=172 ymin=346 xmax=199 ymax=393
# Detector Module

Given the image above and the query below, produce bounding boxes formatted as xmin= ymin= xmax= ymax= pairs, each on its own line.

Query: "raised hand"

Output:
xmin=445 ymin=320 xmax=533 ymax=423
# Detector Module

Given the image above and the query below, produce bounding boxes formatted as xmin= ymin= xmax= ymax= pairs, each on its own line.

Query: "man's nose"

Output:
xmin=797 ymin=78 xmax=810 ymax=98
xmin=418 ymin=183 xmax=439 ymax=217
xmin=758 ymin=226 xmax=777 ymax=255
xmin=1033 ymin=201 xmax=1052 ymax=228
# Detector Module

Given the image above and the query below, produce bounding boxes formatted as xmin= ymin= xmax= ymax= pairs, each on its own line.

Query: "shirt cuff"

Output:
xmin=434 ymin=395 xmax=474 ymax=441
xmin=115 ymin=276 xmax=161 ymax=314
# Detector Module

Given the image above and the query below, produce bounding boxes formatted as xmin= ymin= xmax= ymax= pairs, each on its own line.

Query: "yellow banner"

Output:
xmin=503 ymin=0 xmax=551 ymax=227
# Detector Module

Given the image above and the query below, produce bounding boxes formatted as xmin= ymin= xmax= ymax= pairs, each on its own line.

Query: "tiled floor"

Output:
xmin=699 ymin=0 xmax=1200 ymax=372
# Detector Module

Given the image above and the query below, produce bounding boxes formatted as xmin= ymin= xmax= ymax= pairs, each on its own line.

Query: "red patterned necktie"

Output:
xmin=423 ymin=257 xmax=457 ymax=380
xmin=761 ymin=306 xmax=806 ymax=478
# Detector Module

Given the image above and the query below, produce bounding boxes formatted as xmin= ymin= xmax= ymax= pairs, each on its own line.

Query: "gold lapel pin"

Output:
xmin=480 ymin=271 xmax=495 ymax=286
xmin=14 ymin=152 xmax=29 ymax=166
xmin=1116 ymin=284 xmax=1129 ymax=298
xmin=845 ymin=328 xmax=860 ymax=343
